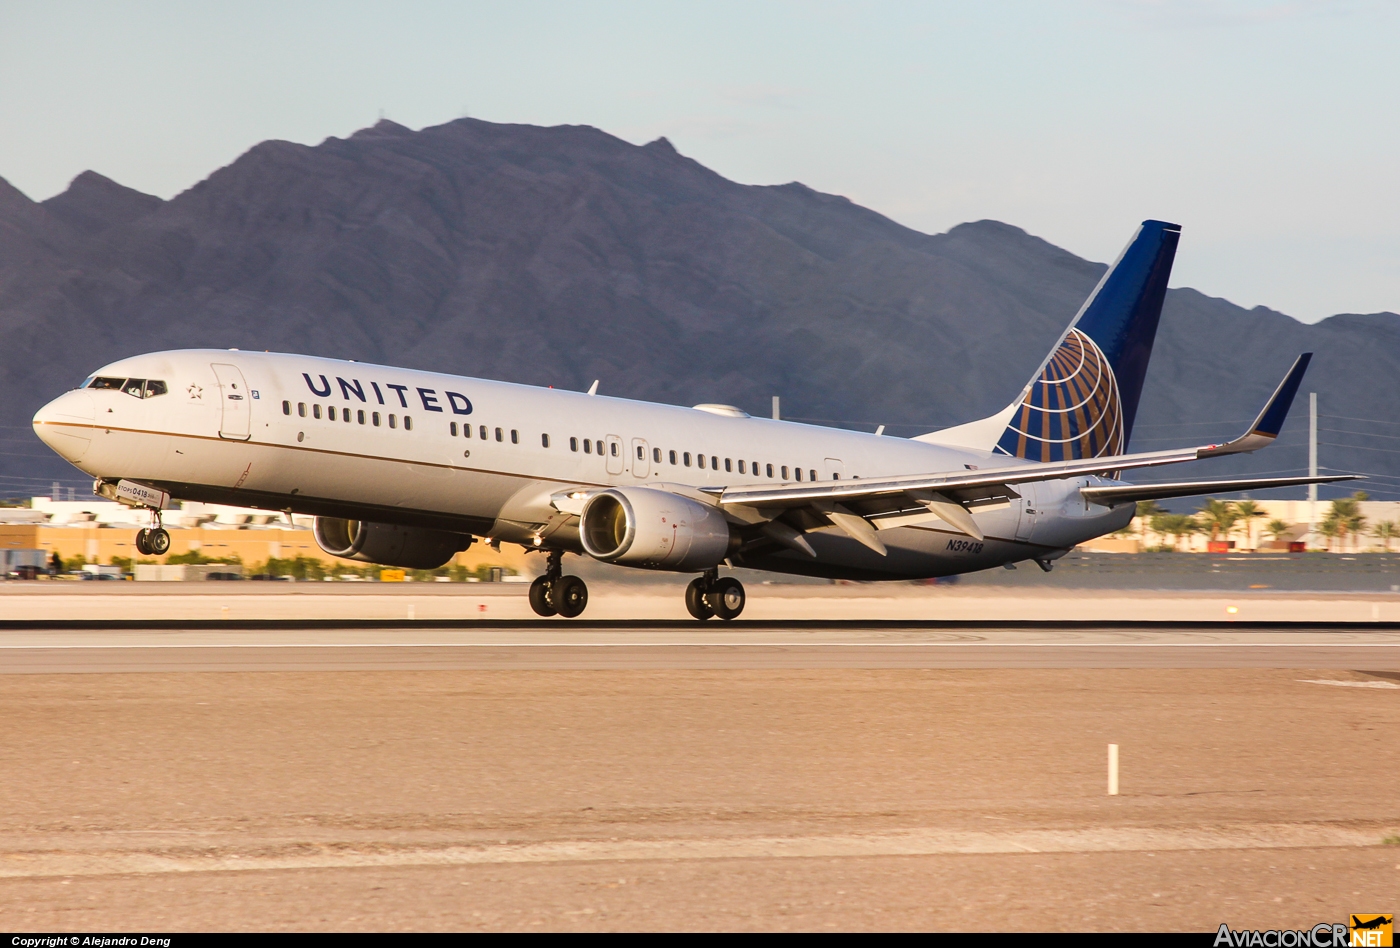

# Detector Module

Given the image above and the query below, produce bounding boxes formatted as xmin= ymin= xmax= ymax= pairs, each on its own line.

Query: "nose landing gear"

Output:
xmin=528 ymin=548 xmax=589 ymax=618
xmin=685 ymin=569 xmax=745 ymax=621
xmin=133 ymin=507 xmax=171 ymax=556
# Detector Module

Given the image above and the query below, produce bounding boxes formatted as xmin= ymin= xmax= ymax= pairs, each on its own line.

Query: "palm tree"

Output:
xmin=1370 ymin=520 xmax=1399 ymax=553
xmin=1317 ymin=516 xmax=1341 ymax=552
xmin=1327 ymin=492 xmax=1369 ymax=552
xmin=1135 ymin=500 xmax=1165 ymax=546
xmin=1263 ymin=519 xmax=1291 ymax=549
xmin=1234 ymin=500 xmax=1266 ymax=550
xmin=1197 ymin=499 xmax=1239 ymax=546
xmin=1152 ymin=513 xmax=1200 ymax=552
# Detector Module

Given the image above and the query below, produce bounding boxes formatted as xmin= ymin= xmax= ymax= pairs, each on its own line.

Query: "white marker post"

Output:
xmin=1107 ymin=743 xmax=1119 ymax=796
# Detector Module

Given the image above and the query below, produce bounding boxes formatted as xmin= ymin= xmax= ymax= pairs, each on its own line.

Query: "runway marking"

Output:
xmin=1298 ymin=678 xmax=1400 ymax=689
xmin=1 ymin=823 xmax=1394 ymax=879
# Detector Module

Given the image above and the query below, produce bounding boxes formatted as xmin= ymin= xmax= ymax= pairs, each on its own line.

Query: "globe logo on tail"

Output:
xmin=995 ymin=328 xmax=1124 ymax=461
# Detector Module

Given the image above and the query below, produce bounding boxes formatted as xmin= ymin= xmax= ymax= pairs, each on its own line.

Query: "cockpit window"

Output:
xmin=85 ymin=377 xmax=168 ymax=398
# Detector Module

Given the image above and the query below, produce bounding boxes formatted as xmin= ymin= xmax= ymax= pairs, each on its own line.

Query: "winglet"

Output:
xmin=1198 ymin=353 xmax=1311 ymax=458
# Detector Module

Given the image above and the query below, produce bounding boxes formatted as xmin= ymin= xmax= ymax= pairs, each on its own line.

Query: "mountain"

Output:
xmin=1 ymin=118 xmax=1395 ymax=503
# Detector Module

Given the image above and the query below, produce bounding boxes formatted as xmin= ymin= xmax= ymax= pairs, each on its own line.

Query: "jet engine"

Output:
xmin=579 ymin=487 xmax=733 ymax=571
xmin=313 ymin=517 xmax=473 ymax=570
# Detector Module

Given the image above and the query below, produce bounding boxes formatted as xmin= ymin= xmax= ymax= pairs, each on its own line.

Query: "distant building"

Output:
xmin=0 ymin=496 xmax=533 ymax=576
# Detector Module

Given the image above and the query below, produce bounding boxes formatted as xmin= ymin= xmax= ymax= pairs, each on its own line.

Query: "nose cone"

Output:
xmin=33 ymin=391 xmax=96 ymax=463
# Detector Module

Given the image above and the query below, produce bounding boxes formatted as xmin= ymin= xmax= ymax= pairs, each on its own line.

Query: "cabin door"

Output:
xmin=605 ymin=435 xmax=625 ymax=475
xmin=631 ymin=438 xmax=650 ymax=477
xmin=211 ymin=363 xmax=251 ymax=441
xmin=1014 ymin=483 xmax=1038 ymax=541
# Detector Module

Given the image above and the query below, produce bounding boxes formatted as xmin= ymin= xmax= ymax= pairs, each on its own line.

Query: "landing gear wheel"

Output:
xmin=135 ymin=529 xmax=151 ymax=556
xmin=528 ymin=576 xmax=558 ymax=617
xmin=147 ymin=527 xmax=171 ymax=556
xmin=706 ymin=577 xmax=746 ymax=621
xmin=554 ymin=575 xmax=588 ymax=618
xmin=685 ymin=577 xmax=714 ymax=621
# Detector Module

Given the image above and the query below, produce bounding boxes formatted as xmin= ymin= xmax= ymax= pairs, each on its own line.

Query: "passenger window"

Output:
xmin=795 ymin=468 xmax=802 ymax=481
xmin=121 ymin=379 xmax=146 ymax=398
xmin=89 ymin=377 xmax=124 ymax=390
xmin=810 ymin=469 xmax=817 ymax=481
xmin=610 ymin=442 xmax=618 ymax=457
xmin=343 ymin=407 xmax=351 ymax=422
xmin=144 ymin=380 xmax=167 ymax=397
xmin=683 ymin=452 xmax=692 ymax=467
xmin=669 ymin=450 xmax=677 ymax=465
xmin=451 ymin=422 xmax=458 ymax=436
xmin=282 ymin=401 xmax=290 ymax=416
xmin=738 ymin=460 xmax=746 ymax=474
xmin=389 ymin=414 xmax=397 ymax=429
xmin=298 ymin=403 xmax=306 ymax=417
xmin=636 ymin=446 xmax=644 ymax=459
xmin=495 ymin=427 xmax=503 ymax=442
xmin=404 ymin=416 xmax=413 ymax=431
xmin=595 ymin=440 xmax=604 ymax=454
xmin=570 ymin=437 xmax=579 ymax=452
xmin=313 ymin=405 xmax=322 ymax=420
xmin=725 ymin=459 xmax=732 ymax=472
xmin=697 ymin=454 xmax=706 ymax=469
xmin=510 ymin=429 xmax=518 ymax=444
xmin=358 ymin=410 xmax=365 ymax=425
xmin=832 ymin=472 xmax=839 ymax=480
xmin=653 ymin=447 xmax=661 ymax=463
xmin=584 ymin=440 xmax=592 ymax=454
xmin=782 ymin=466 xmax=789 ymax=480
xmin=372 ymin=412 xmax=381 ymax=426
xmin=711 ymin=456 xmax=718 ymax=470
xmin=542 ymin=433 xmax=550 ymax=448
xmin=462 ymin=424 xmax=471 ymax=438
xmin=766 ymin=464 xmax=773 ymax=478
xmin=479 ymin=425 xmax=487 ymax=439
xmin=752 ymin=461 xmax=760 ymax=476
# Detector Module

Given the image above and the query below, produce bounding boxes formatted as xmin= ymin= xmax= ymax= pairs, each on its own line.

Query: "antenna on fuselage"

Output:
xmin=587 ymin=380 xmax=599 ymax=396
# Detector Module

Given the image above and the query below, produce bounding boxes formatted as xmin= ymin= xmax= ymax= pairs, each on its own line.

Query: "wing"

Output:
xmin=716 ymin=354 xmax=1351 ymax=550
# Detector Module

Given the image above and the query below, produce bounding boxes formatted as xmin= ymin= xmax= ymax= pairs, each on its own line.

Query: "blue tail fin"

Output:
xmin=994 ymin=220 xmax=1179 ymax=460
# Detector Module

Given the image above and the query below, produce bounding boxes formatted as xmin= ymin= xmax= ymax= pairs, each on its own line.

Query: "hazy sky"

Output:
xmin=2 ymin=0 xmax=1396 ymax=322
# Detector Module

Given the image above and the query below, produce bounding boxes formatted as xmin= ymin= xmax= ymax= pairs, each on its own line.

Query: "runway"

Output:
xmin=3 ymin=621 xmax=1400 ymax=671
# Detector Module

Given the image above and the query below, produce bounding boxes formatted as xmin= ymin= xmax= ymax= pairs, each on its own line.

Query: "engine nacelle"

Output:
xmin=579 ymin=487 xmax=733 ymax=571
xmin=313 ymin=517 xmax=472 ymax=570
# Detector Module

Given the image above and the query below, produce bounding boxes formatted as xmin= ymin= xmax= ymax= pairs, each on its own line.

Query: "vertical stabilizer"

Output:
xmin=918 ymin=220 xmax=1180 ymax=459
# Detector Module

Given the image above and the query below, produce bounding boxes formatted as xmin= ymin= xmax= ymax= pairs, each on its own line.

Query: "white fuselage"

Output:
xmin=32 ymin=349 xmax=1133 ymax=579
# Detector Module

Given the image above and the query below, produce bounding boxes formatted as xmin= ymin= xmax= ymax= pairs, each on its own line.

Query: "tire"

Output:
xmin=554 ymin=575 xmax=588 ymax=618
xmin=528 ymin=576 xmax=558 ymax=617
xmin=685 ymin=577 xmax=714 ymax=621
xmin=706 ymin=577 xmax=745 ymax=621
xmin=148 ymin=528 xmax=171 ymax=555
xmin=135 ymin=529 xmax=151 ymax=556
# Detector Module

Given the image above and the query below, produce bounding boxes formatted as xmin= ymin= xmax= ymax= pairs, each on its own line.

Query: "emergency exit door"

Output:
xmin=211 ymin=363 xmax=251 ymax=441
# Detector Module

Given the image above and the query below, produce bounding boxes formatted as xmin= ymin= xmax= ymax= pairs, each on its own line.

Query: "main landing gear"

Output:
xmin=685 ymin=568 xmax=745 ymax=621
xmin=528 ymin=549 xmax=589 ymax=618
xmin=134 ymin=507 xmax=170 ymax=556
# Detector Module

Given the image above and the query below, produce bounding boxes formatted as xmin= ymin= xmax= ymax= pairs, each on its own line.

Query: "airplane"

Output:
xmin=31 ymin=220 xmax=1355 ymax=619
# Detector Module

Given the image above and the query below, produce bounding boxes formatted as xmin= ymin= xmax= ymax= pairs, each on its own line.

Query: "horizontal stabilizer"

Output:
xmin=1081 ymin=474 xmax=1358 ymax=506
